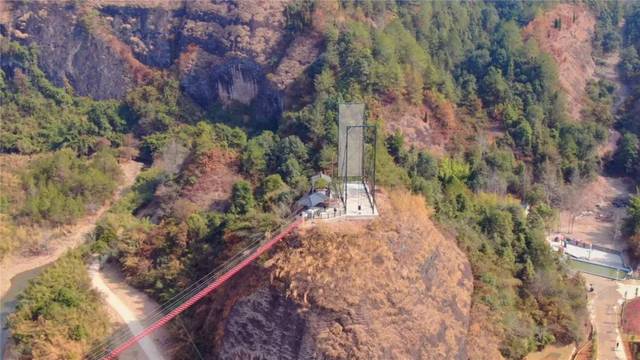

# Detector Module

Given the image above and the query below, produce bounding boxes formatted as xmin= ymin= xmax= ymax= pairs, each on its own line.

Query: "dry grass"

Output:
xmin=0 ymin=154 xmax=34 ymax=259
xmin=0 ymin=154 xmax=32 ymax=211
xmin=523 ymin=4 xmax=596 ymax=121
xmin=180 ymin=148 xmax=242 ymax=211
xmin=373 ymin=93 xmax=468 ymax=157
xmin=269 ymin=189 xmax=474 ymax=359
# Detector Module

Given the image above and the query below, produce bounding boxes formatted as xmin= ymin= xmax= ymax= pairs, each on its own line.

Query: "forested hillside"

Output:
xmin=2 ymin=1 xmax=634 ymax=359
xmin=616 ymin=3 xmax=640 ymax=261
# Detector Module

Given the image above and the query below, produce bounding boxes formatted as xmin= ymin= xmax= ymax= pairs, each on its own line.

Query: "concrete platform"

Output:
xmin=564 ymin=243 xmax=626 ymax=269
xmin=344 ymin=182 xmax=378 ymax=217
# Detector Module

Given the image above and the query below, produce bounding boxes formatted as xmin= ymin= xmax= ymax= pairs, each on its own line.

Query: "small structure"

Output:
xmin=297 ymin=190 xmax=344 ymax=220
xmin=297 ymin=191 xmax=329 ymax=208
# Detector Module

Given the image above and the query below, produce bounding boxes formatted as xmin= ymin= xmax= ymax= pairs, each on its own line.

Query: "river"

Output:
xmin=0 ymin=160 xmax=143 ymax=358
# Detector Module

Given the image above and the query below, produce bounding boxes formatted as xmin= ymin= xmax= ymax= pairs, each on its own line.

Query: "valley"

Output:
xmin=1 ymin=1 xmax=640 ymax=359
xmin=545 ymin=19 xmax=640 ymax=360
xmin=0 ymin=159 xmax=142 ymax=358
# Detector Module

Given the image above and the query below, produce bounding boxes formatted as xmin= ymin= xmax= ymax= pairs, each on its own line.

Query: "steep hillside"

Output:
xmin=183 ymin=190 xmax=478 ymax=360
xmin=375 ymin=94 xmax=465 ymax=156
xmin=180 ymin=148 xmax=242 ymax=211
xmin=523 ymin=4 xmax=596 ymax=120
xmin=0 ymin=0 xmax=320 ymax=129
xmin=1 ymin=2 xmax=597 ymax=359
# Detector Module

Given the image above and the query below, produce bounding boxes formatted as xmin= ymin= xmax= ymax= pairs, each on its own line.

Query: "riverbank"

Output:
xmin=0 ymin=160 xmax=142 ymax=358
xmin=0 ymin=160 xmax=142 ymax=299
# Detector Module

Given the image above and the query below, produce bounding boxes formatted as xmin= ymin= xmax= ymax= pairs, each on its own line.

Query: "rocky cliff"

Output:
xmin=183 ymin=190 xmax=475 ymax=360
xmin=0 ymin=0 xmax=320 ymax=129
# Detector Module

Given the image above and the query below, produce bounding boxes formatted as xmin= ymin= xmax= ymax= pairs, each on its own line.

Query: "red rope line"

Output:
xmin=103 ymin=217 xmax=303 ymax=360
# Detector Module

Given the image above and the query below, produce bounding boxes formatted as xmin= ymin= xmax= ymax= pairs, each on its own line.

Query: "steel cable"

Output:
xmin=85 ymin=217 xmax=299 ymax=359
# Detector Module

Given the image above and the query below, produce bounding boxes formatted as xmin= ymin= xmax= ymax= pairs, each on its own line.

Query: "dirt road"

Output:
xmin=0 ymin=160 xmax=142 ymax=299
xmin=89 ymin=261 xmax=170 ymax=360
xmin=1 ymin=160 xmax=142 ymax=358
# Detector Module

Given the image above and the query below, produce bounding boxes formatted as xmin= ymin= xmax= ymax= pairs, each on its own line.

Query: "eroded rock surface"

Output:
xmin=1 ymin=0 xmax=318 ymax=128
xmin=187 ymin=191 xmax=474 ymax=360
xmin=6 ymin=2 xmax=134 ymax=99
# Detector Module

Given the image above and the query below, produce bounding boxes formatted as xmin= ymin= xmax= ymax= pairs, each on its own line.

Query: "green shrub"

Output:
xmin=230 ymin=180 xmax=255 ymax=215
xmin=20 ymin=149 xmax=122 ymax=225
xmin=8 ymin=250 xmax=110 ymax=358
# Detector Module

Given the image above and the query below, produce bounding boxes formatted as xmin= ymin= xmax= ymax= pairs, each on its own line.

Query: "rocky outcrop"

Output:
xmin=180 ymin=56 xmax=282 ymax=128
xmin=185 ymin=190 xmax=474 ymax=360
xmin=1 ymin=0 xmax=319 ymax=129
xmin=100 ymin=5 xmax=180 ymax=69
xmin=218 ymin=287 xmax=309 ymax=359
xmin=5 ymin=2 xmax=134 ymax=99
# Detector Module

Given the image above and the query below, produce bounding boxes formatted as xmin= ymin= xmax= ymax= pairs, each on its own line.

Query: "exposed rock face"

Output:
xmin=180 ymin=57 xmax=282 ymax=128
xmin=523 ymin=4 xmax=596 ymax=121
xmin=6 ymin=2 xmax=134 ymax=99
xmin=100 ymin=5 xmax=180 ymax=69
xmin=218 ymin=287 xmax=310 ymax=359
xmin=187 ymin=190 xmax=474 ymax=360
xmin=1 ymin=0 xmax=318 ymax=128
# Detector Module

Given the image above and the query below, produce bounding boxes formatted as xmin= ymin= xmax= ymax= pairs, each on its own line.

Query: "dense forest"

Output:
xmin=1 ymin=1 xmax=638 ymax=359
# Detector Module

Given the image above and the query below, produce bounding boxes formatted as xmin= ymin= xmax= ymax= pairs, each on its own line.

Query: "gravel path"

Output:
xmin=89 ymin=261 xmax=168 ymax=360
xmin=1 ymin=160 xmax=142 ymax=358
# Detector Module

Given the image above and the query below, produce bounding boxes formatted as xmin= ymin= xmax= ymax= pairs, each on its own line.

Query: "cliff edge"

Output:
xmin=185 ymin=190 xmax=475 ymax=360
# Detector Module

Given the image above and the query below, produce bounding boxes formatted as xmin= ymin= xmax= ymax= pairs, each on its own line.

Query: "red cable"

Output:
xmin=103 ymin=217 xmax=303 ymax=360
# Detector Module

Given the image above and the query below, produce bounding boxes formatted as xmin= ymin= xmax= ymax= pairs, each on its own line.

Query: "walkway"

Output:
xmin=89 ymin=261 xmax=168 ymax=360
xmin=584 ymin=275 xmax=640 ymax=360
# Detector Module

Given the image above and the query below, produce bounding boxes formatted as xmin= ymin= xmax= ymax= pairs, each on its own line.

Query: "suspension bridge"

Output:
xmin=85 ymin=217 xmax=303 ymax=360
xmin=86 ymin=103 xmax=376 ymax=359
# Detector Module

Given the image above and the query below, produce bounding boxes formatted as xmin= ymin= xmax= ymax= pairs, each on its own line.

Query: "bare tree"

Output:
xmin=562 ymin=181 xmax=586 ymax=234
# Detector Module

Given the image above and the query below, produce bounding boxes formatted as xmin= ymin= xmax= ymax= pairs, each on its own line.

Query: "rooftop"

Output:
xmin=622 ymin=298 xmax=640 ymax=336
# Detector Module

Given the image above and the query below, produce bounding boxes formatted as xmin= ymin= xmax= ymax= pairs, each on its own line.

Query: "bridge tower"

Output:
xmin=337 ymin=103 xmax=378 ymax=217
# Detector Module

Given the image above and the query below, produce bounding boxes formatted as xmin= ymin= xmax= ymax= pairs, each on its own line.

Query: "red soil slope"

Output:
xmin=375 ymin=92 xmax=464 ymax=157
xmin=523 ymin=4 xmax=596 ymax=121
xmin=181 ymin=148 xmax=242 ymax=211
